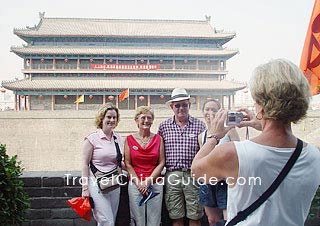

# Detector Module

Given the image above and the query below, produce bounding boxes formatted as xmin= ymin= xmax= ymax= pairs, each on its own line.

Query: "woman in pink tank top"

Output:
xmin=81 ymin=103 xmax=123 ymax=226
xmin=124 ymin=106 xmax=165 ymax=226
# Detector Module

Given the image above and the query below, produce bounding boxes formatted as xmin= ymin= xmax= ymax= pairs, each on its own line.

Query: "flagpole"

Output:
xmin=127 ymin=88 xmax=130 ymax=110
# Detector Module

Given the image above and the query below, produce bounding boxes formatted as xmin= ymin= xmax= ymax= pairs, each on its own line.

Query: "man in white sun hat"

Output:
xmin=158 ymin=88 xmax=206 ymax=226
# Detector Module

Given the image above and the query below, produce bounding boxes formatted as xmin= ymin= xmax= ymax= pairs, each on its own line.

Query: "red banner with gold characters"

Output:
xmin=90 ymin=64 xmax=160 ymax=70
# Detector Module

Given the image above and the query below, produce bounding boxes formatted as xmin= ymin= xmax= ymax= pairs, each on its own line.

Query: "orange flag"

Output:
xmin=119 ymin=88 xmax=129 ymax=101
xmin=300 ymin=0 xmax=320 ymax=95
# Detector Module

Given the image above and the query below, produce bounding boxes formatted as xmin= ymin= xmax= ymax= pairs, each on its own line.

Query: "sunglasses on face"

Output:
xmin=174 ymin=103 xmax=189 ymax=108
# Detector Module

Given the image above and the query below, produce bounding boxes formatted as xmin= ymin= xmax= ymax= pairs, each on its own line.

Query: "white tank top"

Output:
xmin=227 ymin=140 xmax=320 ymax=225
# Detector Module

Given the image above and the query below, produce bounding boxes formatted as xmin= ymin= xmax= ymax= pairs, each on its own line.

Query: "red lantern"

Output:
xmin=160 ymin=95 xmax=164 ymax=99
xmin=20 ymin=95 xmax=25 ymax=99
xmin=64 ymin=95 xmax=68 ymax=99
xmin=184 ymin=59 xmax=188 ymax=63
xmin=140 ymin=59 xmax=144 ymax=63
xmin=159 ymin=59 xmax=163 ymax=63
xmin=108 ymin=95 xmax=114 ymax=101
xmin=38 ymin=95 xmax=43 ymax=99
xmin=40 ymin=58 xmax=45 ymax=63
xmin=0 ymin=88 xmax=6 ymax=93
xmin=64 ymin=58 xmax=68 ymax=63
xmin=89 ymin=95 xmax=94 ymax=99
xmin=89 ymin=59 xmax=94 ymax=62
xmin=109 ymin=59 xmax=113 ymax=63
xmin=139 ymin=96 xmax=144 ymax=101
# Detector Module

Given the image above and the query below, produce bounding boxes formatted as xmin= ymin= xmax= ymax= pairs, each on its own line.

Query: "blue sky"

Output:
xmin=0 ymin=0 xmax=315 ymax=83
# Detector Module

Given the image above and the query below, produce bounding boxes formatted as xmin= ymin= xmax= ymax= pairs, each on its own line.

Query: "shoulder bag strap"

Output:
xmin=89 ymin=160 xmax=98 ymax=174
xmin=226 ymin=138 xmax=303 ymax=226
xmin=203 ymin=130 xmax=207 ymax=145
xmin=113 ymin=135 xmax=122 ymax=168
xmin=90 ymin=135 xmax=122 ymax=173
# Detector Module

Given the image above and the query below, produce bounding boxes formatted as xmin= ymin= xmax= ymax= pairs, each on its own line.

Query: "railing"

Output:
xmin=23 ymin=62 xmax=228 ymax=72
xmin=175 ymin=65 xmax=197 ymax=70
xmin=79 ymin=64 xmax=91 ymax=69
xmin=55 ymin=64 xmax=77 ymax=70
xmin=31 ymin=64 xmax=54 ymax=70
xmin=160 ymin=64 xmax=173 ymax=70
xmin=198 ymin=65 xmax=220 ymax=70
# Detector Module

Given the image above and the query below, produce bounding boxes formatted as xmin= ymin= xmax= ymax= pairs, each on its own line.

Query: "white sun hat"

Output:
xmin=166 ymin=87 xmax=191 ymax=104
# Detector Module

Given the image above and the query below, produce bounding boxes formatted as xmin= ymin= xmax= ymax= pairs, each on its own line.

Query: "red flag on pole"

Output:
xmin=119 ymin=88 xmax=129 ymax=101
xmin=300 ymin=0 xmax=320 ymax=95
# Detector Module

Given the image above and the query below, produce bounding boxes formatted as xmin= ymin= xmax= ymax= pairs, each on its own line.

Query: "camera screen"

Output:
xmin=229 ymin=116 xmax=236 ymax=122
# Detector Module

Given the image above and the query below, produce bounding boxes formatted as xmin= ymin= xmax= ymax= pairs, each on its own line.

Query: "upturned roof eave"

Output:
xmin=13 ymin=32 xmax=236 ymax=40
xmin=3 ymin=86 xmax=247 ymax=92
xmin=10 ymin=46 xmax=239 ymax=57
xmin=2 ymin=78 xmax=247 ymax=92
xmin=10 ymin=49 xmax=24 ymax=58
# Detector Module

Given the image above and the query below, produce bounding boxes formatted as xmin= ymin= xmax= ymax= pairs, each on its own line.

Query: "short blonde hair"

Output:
xmin=134 ymin=106 xmax=154 ymax=120
xmin=95 ymin=103 xmax=120 ymax=128
xmin=250 ymin=58 xmax=311 ymax=124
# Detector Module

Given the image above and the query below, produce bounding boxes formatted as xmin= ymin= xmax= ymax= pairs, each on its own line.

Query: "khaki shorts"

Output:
xmin=165 ymin=170 xmax=203 ymax=220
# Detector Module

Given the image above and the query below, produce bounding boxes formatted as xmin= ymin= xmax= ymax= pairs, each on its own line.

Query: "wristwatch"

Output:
xmin=206 ymin=134 xmax=220 ymax=144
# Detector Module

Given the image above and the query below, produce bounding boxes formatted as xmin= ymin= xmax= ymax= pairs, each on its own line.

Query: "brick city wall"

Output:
xmin=0 ymin=110 xmax=319 ymax=225
xmin=1 ymin=110 xmax=319 ymax=172
xmin=0 ymin=110 xmax=206 ymax=171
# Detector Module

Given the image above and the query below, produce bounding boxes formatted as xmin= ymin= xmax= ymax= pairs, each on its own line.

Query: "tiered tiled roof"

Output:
xmin=14 ymin=17 xmax=235 ymax=39
xmin=7 ymin=16 xmax=244 ymax=96
xmin=2 ymin=78 xmax=246 ymax=91
xmin=11 ymin=46 xmax=238 ymax=57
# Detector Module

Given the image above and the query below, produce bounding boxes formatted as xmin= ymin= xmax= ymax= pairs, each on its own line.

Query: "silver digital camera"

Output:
xmin=226 ymin=112 xmax=243 ymax=126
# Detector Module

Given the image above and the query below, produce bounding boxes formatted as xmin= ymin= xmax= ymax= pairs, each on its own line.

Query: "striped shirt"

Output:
xmin=158 ymin=116 xmax=206 ymax=171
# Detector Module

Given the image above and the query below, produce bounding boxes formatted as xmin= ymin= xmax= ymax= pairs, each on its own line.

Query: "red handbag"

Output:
xmin=66 ymin=197 xmax=91 ymax=221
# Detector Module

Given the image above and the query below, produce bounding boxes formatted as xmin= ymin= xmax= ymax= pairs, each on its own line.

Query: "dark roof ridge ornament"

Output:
xmin=39 ymin=12 xmax=45 ymax=20
xmin=205 ymin=15 xmax=211 ymax=22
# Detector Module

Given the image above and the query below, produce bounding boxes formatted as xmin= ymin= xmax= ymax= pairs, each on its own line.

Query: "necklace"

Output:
xmin=135 ymin=133 xmax=152 ymax=146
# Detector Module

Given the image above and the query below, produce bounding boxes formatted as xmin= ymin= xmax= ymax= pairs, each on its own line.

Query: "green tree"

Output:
xmin=0 ymin=144 xmax=30 ymax=225
xmin=308 ymin=187 xmax=320 ymax=220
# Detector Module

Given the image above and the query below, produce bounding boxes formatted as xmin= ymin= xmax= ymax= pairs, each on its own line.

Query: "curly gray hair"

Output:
xmin=250 ymin=58 xmax=311 ymax=124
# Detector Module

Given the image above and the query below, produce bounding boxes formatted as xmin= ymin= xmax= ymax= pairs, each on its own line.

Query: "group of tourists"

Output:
xmin=81 ymin=59 xmax=320 ymax=226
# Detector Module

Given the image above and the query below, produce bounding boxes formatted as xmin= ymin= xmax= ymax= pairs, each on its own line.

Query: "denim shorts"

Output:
xmin=199 ymin=180 xmax=227 ymax=209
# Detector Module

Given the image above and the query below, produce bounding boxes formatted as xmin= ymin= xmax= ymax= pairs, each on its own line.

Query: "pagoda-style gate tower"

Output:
xmin=3 ymin=13 xmax=245 ymax=110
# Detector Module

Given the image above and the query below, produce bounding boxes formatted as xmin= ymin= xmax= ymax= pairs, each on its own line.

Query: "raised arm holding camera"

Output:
xmin=198 ymin=99 xmax=239 ymax=226
xmin=191 ymin=59 xmax=320 ymax=225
